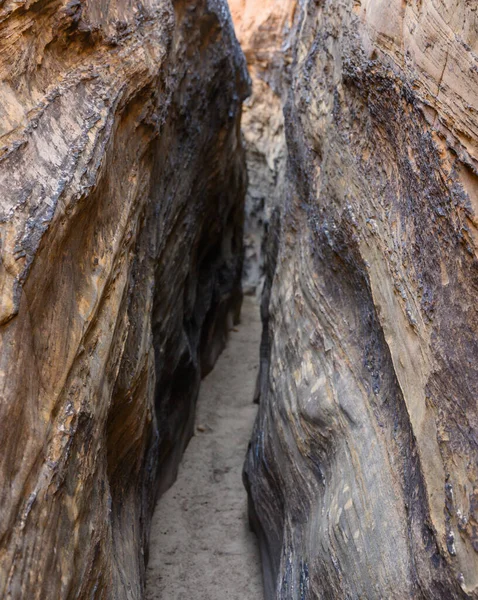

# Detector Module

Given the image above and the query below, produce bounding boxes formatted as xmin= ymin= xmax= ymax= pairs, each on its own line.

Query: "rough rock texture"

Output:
xmin=229 ymin=0 xmax=291 ymax=294
xmin=0 ymin=1 xmax=248 ymax=598
xmin=243 ymin=0 xmax=478 ymax=598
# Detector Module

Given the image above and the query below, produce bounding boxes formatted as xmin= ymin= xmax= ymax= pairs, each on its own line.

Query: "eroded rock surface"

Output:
xmin=0 ymin=1 xmax=248 ymax=598
xmin=243 ymin=1 xmax=478 ymax=598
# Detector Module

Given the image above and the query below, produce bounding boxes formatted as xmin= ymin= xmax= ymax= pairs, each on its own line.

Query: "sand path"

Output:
xmin=145 ymin=297 xmax=263 ymax=600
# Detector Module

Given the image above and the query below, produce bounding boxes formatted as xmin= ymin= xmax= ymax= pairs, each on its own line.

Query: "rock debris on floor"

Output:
xmin=145 ymin=297 xmax=263 ymax=600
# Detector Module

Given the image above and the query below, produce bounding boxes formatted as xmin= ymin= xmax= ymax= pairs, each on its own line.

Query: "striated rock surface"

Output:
xmin=0 ymin=1 xmax=248 ymax=598
xmin=243 ymin=0 xmax=478 ymax=598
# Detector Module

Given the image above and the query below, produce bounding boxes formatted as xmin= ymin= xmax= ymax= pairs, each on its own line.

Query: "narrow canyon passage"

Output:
xmin=145 ymin=297 xmax=264 ymax=600
xmin=2 ymin=1 xmax=477 ymax=598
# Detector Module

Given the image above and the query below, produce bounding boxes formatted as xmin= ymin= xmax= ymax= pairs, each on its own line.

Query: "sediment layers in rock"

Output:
xmin=243 ymin=1 xmax=478 ymax=597
xmin=0 ymin=1 xmax=248 ymax=598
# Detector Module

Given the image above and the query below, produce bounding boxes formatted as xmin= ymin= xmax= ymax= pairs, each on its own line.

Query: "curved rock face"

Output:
xmin=243 ymin=0 xmax=478 ymax=598
xmin=0 ymin=1 xmax=248 ymax=598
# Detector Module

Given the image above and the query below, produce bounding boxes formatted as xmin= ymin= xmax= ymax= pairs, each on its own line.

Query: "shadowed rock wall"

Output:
xmin=0 ymin=1 xmax=248 ymax=598
xmin=243 ymin=0 xmax=478 ymax=598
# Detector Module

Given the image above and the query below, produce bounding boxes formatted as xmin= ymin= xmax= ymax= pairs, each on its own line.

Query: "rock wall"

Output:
xmin=243 ymin=0 xmax=478 ymax=598
xmin=0 ymin=1 xmax=248 ymax=598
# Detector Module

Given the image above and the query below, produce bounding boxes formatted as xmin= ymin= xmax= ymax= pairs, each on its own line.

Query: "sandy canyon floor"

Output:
xmin=145 ymin=297 xmax=264 ymax=600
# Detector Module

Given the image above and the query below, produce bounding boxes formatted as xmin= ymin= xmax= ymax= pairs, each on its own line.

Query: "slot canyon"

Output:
xmin=0 ymin=1 xmax=477 ymax=599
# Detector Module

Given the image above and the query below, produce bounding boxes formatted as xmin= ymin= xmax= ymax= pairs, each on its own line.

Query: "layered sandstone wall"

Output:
xmin=242 ymin=0 xmax=478 ymax=598
xmin=0 ymin=1 xmax=248 ymax=598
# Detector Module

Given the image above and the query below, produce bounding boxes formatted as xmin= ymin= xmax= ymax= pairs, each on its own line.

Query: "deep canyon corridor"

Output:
xmin=0 ymin=0 xmax=477 ymax=599
xmin=145 ymin=297 xmax=263 ymax=599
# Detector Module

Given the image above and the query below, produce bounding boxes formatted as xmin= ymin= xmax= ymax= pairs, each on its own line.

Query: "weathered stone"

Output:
xmin=242 ymin=1 xmax=478 ymax=598
xmin=0 ymin=1 xmax=247 ymax=598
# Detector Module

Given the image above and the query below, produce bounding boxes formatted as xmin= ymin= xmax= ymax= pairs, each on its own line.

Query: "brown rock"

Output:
xmin=242 ymin=0 xmax=478 ymax=598
xmin=0 ymin=1 xmax=248 ymax=598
